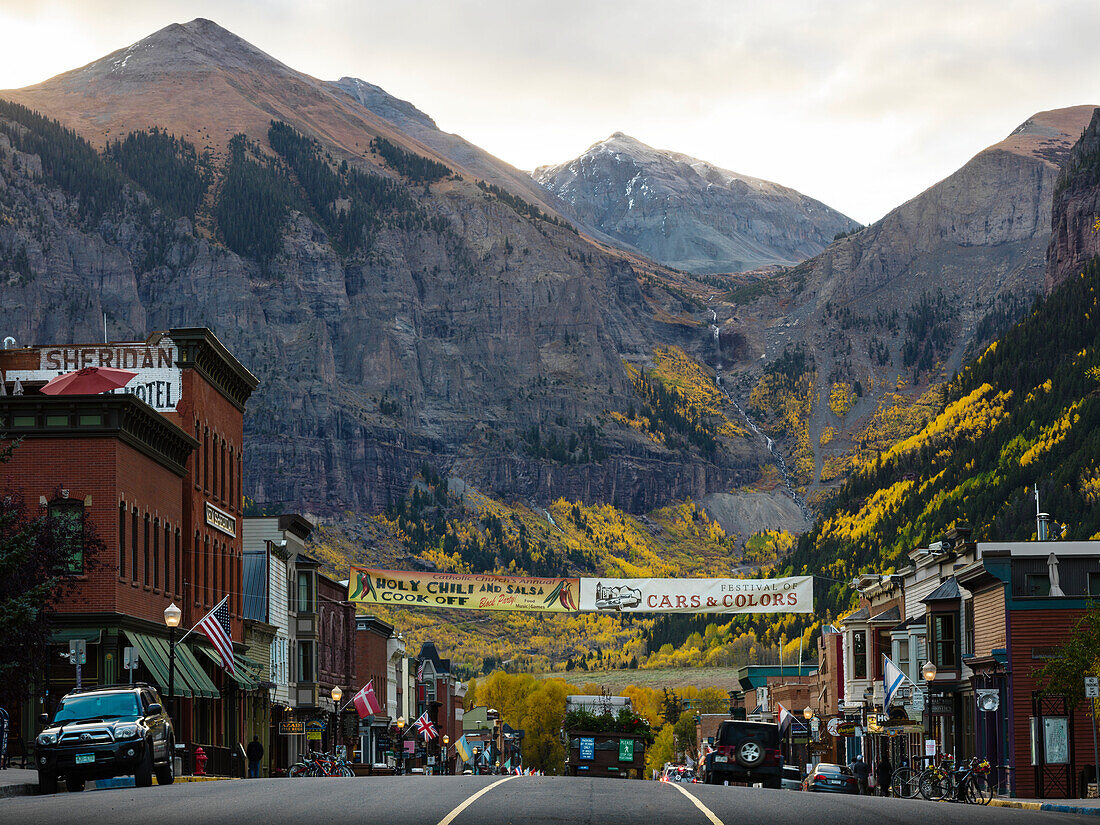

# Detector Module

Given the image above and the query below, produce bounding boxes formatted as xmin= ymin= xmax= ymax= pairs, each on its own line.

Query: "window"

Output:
xmin=297 ymin=641 xmax=314 ymax=683
xmin=931 ymin=613 xmax=957 ymax=669
xmin=1089 ymin=572 xmax=1100 ymax=597
xmin=1025 ymin=574 xmax=1051 ymax=597
xmin=897 ymin=638 xmax=910 ymax=678
xmin=163 ymin=522 xmax=171 ymax=594
xmin=49 ymin=499 xmax=84 ymax=574
xmin=203 ymin=534 xmax=210 ymax=604
xmin=203 ymin=427 xmax=209 ymax=492
xmin=131 ymin=509 xmax=139 ymax=581
xmin=175 ymin=529 xmax=181 ymax=597
xmin=118 ymin=501 xmax=126 ymax=576
xmin=852 ymin=630 xmax=867 ymax=679
xmin=143 ymin=513 xmax=150 ymax=585
xmin=212 ymin=541 xmax=219 ymax=602
xmin=963 ymin=599 xmax=975 ymax=657
xmin=220 ymin=439 xmax=226 ymax=501
xmin=297 ymin=571 xmax=314 ymax=613
xmin=194 ymin=422 xmax=201 ymax=488
xmin=152 ymin=517 xmax=159 ymax=590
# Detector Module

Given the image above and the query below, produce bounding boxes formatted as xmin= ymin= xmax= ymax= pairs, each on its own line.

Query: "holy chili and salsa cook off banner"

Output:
xmin=347 ymin=567 xmax=811 ymax=614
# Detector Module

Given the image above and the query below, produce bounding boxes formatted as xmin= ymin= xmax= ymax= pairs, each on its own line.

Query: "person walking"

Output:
xmin=849 ymin=753 xmax=870 ymax=795
xmin=876 ymin=753 xmax=893 ymax=796
xmin=246 ymin=735 xmax=264 ymax=778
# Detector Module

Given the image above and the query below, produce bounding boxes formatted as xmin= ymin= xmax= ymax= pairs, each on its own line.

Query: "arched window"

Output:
xmin=175 ymin=529 xmax=181 ymax=598
xmin=203 ymin=427 xmax=210 ymax=492
xmin=220 ymin=439 xmax=226 ymax=501
xmin=203 ymin=534 xmax=210 ymax=605
xmin=143 ymin=513 xmax=150 ymax=585
xmin=163 ymin=521 xmax=171 ymax=594
xmin=131 ymin=508 xmax=139 ymax=581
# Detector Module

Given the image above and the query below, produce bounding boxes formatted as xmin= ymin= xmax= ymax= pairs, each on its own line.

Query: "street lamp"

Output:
xmin=922 ymin=661 xmax=937 ymax=683
xmin=163 ymin=602 xmax=182 ymax=729
xmin=396 ymin=716 xmax=406 ymax=775
xmin=442 ymin=735 xmax=449 ymax=775
xmin=331 ymin=686 xmax=342 ymax=755
xmin=803 ymin=706 xmax=813 ymax=720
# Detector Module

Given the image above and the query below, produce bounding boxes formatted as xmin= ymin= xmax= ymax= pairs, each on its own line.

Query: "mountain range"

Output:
xmin=0 ymin=17 xmax=1095 ymax=556
xmin=534 ymin=133 xmax=858 ymax=274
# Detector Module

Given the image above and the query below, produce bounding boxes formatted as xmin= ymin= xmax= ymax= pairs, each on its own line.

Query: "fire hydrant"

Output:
xmin=194 ymin=746 xmax=207 ymax=776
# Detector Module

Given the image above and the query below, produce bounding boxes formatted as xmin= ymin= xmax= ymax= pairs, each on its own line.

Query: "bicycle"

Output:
xmin=890 ymin=764 xmax=921 ymax=799
xmin=918 ymin=757 xmax=991 ymax=804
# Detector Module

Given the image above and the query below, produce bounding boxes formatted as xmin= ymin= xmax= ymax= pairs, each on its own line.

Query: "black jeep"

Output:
xmin=704 ymin=720 xmax=783 ymax=788
xmin=35 ymin=683 xmax=175 ymax=793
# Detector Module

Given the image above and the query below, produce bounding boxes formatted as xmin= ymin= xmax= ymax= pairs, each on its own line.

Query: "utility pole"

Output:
xmin=1086 ymin=677 xmax=1099 ymax=796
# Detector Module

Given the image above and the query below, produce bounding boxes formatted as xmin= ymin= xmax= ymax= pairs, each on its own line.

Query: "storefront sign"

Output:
xmin=205 ymin=502 xmax=237 ymax=537
xmin=580 ymin=576 xmax=812 ymax=614
xmin=930 ymin=696 xmax=954 ymax=715
xmin=5 ymin=339 xmax=182 ymax=412
xmin=618 ymin=739 xmax=634 ymax=762
xmin=305 ymin=720 xmax=324 ymax=742
xmin=279 ymin=721 xmax=304 ymax=735
xmin=579 ymin=738 xmax=595 ymax=760
xmin=348 ymin=567 xmax=580 ymax=612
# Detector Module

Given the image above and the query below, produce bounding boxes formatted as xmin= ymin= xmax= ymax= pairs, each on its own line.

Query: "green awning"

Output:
xmin=196 ymin=647 xmax=260 ymax=691
xmin=122 ymin=632 xmax=219 ymax=700
xmin=173 ymin=641 xmax=219 ymax=699
xmin=124 ymin=631 xmax=189 ymax=699
xmin=49 ymin=628 xmax=103 ymax=645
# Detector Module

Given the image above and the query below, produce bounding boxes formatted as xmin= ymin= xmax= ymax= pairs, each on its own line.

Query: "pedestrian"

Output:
xmin=849 ymin=753 xmax=870 ymax=795
xmin=876 ymin=753 xmax=893 ymax=797
xmin=246 ymin=735 xmax=264 ymax=778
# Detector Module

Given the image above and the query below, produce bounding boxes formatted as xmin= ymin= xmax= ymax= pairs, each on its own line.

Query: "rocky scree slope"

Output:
xmin=534 ymin=132 xmax=858 ymax=275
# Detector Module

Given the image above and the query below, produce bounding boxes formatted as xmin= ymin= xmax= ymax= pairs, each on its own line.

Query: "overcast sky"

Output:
xmin=1 ymin=0 xmax=1098 ymax=223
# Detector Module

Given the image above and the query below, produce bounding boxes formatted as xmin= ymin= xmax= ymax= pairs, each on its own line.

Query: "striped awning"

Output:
xmin=123 ymin=631 xmax=219 ymax=699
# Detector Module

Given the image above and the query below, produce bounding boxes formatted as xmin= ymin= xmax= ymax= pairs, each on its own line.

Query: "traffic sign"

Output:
xmin=1085 ymin=677 xmax=1099 ymax=699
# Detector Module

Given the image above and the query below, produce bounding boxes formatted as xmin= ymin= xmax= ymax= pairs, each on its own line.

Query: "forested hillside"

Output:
xmin=787 ymin=254 xmax=1100 ymax=615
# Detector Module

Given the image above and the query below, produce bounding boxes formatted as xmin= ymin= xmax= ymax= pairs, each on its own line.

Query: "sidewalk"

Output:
xmin=0 ymin=768 xmax=237 ymax=798
xmin=991 ymin=797 xmax=1100 ymax=817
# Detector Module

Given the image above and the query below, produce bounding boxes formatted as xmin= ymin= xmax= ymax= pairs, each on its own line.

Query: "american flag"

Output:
xmin=196 ymin=595 xmax=235 ymax=675
xmin=416 ymin=660 xmax=425 ymax=682
xmin=414 ymin=711 xmax=437 ymax=741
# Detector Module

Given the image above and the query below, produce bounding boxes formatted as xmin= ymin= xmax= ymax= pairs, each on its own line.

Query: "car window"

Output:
xmin=717 ymin=723 xmax=778 ymax=747
xmin=53 ymin=692 xmax=141 ymax=723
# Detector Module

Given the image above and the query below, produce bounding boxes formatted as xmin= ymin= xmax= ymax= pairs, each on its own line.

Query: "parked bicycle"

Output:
xmin=918 ymin=756 xmax=991 ymax=804
xmin=288 ymin=750 xmax=355 ymax=777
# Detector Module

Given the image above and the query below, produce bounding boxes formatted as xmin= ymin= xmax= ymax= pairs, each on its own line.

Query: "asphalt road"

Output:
xmin=0 ymin=776 xmax=1093 ymax=825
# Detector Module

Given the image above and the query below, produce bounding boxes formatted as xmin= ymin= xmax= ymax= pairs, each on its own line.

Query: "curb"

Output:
xmin=991 ymin=799 xmax=1100 ymax=817
xmin=0 ymin=784 xmax=36 ymax=799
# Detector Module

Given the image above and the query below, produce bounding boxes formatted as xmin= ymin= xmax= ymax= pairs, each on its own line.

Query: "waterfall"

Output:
xmin=706 ymin=305 xmax=812 ymax=521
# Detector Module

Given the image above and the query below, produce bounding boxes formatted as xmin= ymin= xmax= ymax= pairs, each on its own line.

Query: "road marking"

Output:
xmin=435 ymin=775 xmax=517 ymax=825
xmin=668 ymin=782 xmax=725 ymax=825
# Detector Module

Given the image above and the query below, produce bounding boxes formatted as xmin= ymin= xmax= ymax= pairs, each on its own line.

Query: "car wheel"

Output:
xmin=735 ymin=740 xmax=765 ymax=768
xmin=65 ymin=775 xmax=86 ymax=792
xmin=135 ymin=742 xmax=154 ymax=787
xmin=38 ymin=771 xmax=58 ymax=795
xmin=155 ymin=740 xmax=175 ymax=786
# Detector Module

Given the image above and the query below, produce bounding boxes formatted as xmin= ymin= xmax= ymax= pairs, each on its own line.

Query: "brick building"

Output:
xmin=0 ymin=329 xmax=258 ymax=770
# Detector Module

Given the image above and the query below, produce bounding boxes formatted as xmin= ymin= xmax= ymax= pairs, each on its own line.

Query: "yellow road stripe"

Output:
xmin=669 ymin=782 xmax=725 ymax=825
xmin=436 ymin=775 xmax=517 ymax=825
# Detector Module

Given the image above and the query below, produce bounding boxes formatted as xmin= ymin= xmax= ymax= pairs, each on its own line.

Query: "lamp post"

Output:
xmin=922 ymin=661 xmax=937 ymax=762
xmin=163 ymin=602 xmax=182 ymax=729
xmin=396 ymin=716 xmax=406 ymax=775
xmin=442 ymin=734 xmax=449 ymax=775
xmin=330 ymin=686 xmax=342 ymax=756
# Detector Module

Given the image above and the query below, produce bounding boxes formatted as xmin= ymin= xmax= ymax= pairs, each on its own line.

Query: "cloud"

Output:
xmin=0 ymin=0 xmax=1098 ymax=222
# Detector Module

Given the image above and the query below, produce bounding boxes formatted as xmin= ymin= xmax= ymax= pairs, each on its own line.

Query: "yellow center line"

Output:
xmin=435 ymin=775 xmax=518 ymax=825
xmin=668 ymin=782 xmax=725 ymax=825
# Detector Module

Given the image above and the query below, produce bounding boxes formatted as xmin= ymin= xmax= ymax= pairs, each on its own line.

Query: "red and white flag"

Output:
xmin=353 ymin=680 xmax=383 ymax=719
xmin=776 ymin=702 xmax=794 ymax=733
xmin=195 ymin=595 xmax=235 ymax=676
xmin=414 ymin=711 xmax=437 ymax=741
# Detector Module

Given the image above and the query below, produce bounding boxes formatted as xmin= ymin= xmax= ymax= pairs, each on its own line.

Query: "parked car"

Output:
xmin=781 ymin=765 xmax=803 ymax=790
xmin=801 ymin=763 xmax=859 ymax=794
xmin=703 ymin=720 xmax=782 ymax=788
xmin=35 ymin=683 xmax=175 ymax=794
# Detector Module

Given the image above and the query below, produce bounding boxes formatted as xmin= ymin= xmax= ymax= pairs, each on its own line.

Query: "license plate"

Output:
xmin=713 ymin=756 xmax=728 ymax=763
xmin=75 ymin=753 xmax=95 ymax=765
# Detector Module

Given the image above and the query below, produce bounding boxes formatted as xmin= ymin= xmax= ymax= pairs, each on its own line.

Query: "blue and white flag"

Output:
xmin=883 ymin=653 xmax=909 ymax=707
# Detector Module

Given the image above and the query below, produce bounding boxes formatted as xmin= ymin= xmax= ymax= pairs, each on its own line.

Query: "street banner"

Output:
xmin=348 ymin=567 xmax=580 ymax=612
xmin=578 ymin=575 xmax=812 ymax=614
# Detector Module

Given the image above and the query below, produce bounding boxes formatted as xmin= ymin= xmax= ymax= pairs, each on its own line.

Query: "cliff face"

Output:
xmin=0 ymin=21 xmax=764 ymax=516
xmin=713 ymin=105 xmax=1097 ymax=500
xmin=534 ymin=133 xmax=857 ymax=274
xmin=1047 ymin=107 xmax=1100 ymax=291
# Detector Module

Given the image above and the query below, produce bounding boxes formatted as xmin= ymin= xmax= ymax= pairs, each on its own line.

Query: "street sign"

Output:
xmin=1085 ymin=677 xmax=1099 ymax=699
xmin=826 ymin=718 xmax=840 ymax=737
xmin=69 ymin=639 xmax=87 ymax=665
xmin=123 ymin=647 xmax=139 ymax=670
xmin=579 ymin=737 xmax=595 ymax=760
xmin=810 ymin=717 xmax=820 ymax=732
xmin=618 ymin=739 xmax=634 ymax=762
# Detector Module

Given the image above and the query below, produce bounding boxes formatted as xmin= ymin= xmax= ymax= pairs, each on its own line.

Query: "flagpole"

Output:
xmin=177 ymin=594 xmax=230 ymax=645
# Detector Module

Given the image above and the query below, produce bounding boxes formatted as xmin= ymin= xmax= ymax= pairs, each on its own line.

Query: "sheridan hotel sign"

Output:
xmin=205 ymin=502 xmax=236 ymax=537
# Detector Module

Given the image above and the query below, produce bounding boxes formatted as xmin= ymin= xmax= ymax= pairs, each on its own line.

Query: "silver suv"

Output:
xmin=36 ymin=683 xmax=175 ymax=793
